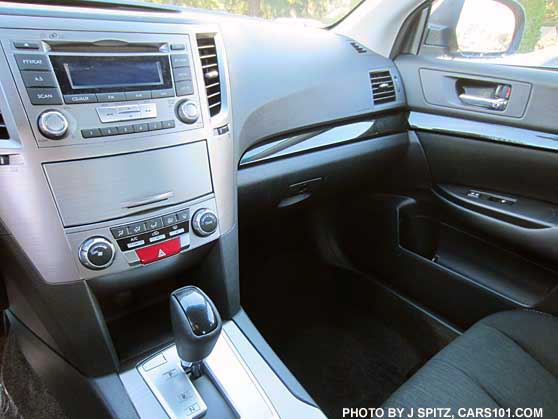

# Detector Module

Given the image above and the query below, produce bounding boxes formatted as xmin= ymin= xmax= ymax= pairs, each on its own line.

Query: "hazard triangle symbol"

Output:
xmin=158 ymin=249 xmax=167 ymax=258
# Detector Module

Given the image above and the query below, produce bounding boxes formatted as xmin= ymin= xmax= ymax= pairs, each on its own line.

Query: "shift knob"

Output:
xmin=170 ymin=286 xmax=222 ymax=373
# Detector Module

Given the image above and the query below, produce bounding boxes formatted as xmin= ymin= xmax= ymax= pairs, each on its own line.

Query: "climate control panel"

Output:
xmin=71 ymin=200 xmax=220 ymax=277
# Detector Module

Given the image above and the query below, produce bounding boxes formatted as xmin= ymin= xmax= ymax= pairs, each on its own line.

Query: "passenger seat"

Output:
xmin=383 ymin=311 xmax=558 ymax=416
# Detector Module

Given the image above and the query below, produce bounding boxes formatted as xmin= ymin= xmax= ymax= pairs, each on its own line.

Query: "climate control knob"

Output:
xmin=78 ymin=237 xmax=115 ymax=270
xmin=192 ymin=209 xmax=218 ymax=237
xmin=176 ymin=100 xmax=200 ymax=124
xmin=38 ymin=110 xmax=69 ymax=140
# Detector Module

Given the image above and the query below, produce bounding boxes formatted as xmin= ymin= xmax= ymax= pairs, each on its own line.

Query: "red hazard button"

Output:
xmin=135 ymin=238 xmax=181 ymax=264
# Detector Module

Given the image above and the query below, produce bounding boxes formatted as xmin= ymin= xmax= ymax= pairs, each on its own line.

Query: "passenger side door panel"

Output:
xmin=340 ymin=54 xmax=558 ymax=329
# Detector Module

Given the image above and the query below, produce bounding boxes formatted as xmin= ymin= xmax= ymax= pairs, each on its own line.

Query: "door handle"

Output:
xmin=458 ymin=94 xmax=508 ymax=111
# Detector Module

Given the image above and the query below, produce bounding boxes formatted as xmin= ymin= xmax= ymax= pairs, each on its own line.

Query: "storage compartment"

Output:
xmin=400 ymin=213 xmax=558 ymax=306
xmin=44 ymin=142 xmax=213 ymax=226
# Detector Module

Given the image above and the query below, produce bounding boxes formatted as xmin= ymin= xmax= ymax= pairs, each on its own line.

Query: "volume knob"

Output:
xmin=38 ymin=110 xmax=68 ymax=140
xmin=176 ymin=100 xmax=200 ymax=124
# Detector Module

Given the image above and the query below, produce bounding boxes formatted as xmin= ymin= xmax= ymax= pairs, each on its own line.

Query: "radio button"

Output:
xmin=151 ymin=89 xmax=175 ymax=99
xmin=14 ymin=41 xmax=40 ymax=50
xmin=81 ymin=128 xmax=101 ymax=138
xmin=15 ymin=54 xmax=49 ymax=71
xmin=64 ymin=94 xmax=97 ymax=104
xmin=97 ymin=106 xmax=118 ymax=122
xmin=148 ymin=121 xmax=163 ymax=131
xmin=117 ymin=125 xmax=134 ymax=134
xmin=140 ymin=103 xmax=157 ymax=119
xmin=133 ymin=123 xmax=149 ymax=133
xmin=21 ymin=71 xmax=56 ymax=88
xmin=173 ymin=67 xmax=192 ymax=82
xmin=27 ymin=88 xmax=62 ymax=105
xmin=162 ymin=120 xmax=176 ymax=129
xmin=97 ymin=92 xmax=126 ymax=102
xmin=175 ymin=80 xmax=194 ymax=96
xmin=125 ymin=91 xmax=152 ymax=101
xmin=100 ymin=127 xmax=119 ymax=136
xmin=171 ymin=54 xmax=189 ymax=68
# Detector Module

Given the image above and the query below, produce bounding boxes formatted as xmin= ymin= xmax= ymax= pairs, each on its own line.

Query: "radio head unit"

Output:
xmin=8 ymin=35 xmax=204 ymax=147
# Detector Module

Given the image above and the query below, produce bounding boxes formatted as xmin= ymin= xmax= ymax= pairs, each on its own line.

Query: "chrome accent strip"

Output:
xmin=409 ymin=112 xmax=558 ymax=151
xmin=205 ymin=332 xmax=279 ymax=419
xmin=240 ymin=120 xmax=377 ymax=166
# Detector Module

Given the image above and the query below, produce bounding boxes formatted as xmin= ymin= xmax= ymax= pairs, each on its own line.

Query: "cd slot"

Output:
xmin=46 ymin=41 xmax=166 ymax=53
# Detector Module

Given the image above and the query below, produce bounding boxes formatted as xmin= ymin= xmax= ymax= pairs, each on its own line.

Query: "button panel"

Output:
xmin=80 ymin=119 xmax=176 ymax=139
xmin=117 ymin=222 xmax=190 ymax=252
xmin=466 ymin=190 xmax=516 ymax=206
xmin=110 ymin=209 xmax=190 ymax=251
xmin=97 ymin=103 xmax=157 ymax=123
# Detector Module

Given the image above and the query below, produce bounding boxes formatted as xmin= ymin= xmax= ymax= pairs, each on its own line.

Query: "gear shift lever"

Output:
xmin=170 ymin=286 xmax=222 ymax=378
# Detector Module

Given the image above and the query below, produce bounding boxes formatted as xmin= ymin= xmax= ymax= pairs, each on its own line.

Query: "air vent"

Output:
xmin=197 ymin=35 xmax=221 ymax=117
xmin=370 ymin=71 xmax=396 ymax=105
xmin=0 ymin=110 xmax=9 ymax=140
xmin=350 ymin=41 xmax=368 ymax=54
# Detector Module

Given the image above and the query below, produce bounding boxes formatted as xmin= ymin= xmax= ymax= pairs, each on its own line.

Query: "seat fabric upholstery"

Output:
xmin=383 ymin=311 xmax=558 ymax=418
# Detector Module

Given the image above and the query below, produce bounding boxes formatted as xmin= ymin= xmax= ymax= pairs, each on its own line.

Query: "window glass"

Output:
xmin=144 ymin=0 xmax=363 ymax=27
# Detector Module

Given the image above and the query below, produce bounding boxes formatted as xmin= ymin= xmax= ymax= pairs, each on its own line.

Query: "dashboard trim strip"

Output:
xmin=239 ymin=112 xmax=407 ymax=167
xmin=409 ymin=111 xmax=558 ymax=152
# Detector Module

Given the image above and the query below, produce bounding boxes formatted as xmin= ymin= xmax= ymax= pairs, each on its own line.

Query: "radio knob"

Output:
xmin=78 ymin=237 xmax=115 ymax=270
xmin=176 ymin=100 xmax=200 ymax=124
xmin=38 ymin=110 xmax=69 ymax=140
xmin=192 ymin=209 xmax=218 ymax=237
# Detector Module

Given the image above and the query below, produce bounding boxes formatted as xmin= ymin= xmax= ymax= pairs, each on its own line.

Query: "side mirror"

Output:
xmin=426 ymin=0 xmax=525 ymax=58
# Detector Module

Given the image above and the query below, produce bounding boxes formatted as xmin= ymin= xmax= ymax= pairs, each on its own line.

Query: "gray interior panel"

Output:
xmin=219 ymin=20 xmax=406 ymax=161
xmin=44 ymin=142 xmax=213 ymax=227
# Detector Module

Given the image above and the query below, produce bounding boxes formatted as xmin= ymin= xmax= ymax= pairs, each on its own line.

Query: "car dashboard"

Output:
xmin=0 ymin=2 xmax=407 ymax=418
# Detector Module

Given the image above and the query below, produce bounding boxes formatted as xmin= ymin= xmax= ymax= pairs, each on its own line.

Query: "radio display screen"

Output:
xmin=50 ymin=55 xmax=173 ymax=94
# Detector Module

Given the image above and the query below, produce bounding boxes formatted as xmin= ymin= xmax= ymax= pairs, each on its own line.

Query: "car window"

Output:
xmin=144 ymin=0 xmax=363 ymax=27
xmin=426 ymin=0 xmax=558 ymax=69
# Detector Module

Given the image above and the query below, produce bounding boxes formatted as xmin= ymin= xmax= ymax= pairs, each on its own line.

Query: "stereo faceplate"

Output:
xmin=5 ymin=32 xmax=204 ymax=147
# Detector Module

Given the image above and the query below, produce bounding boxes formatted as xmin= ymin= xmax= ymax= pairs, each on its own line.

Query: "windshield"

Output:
xmin=144 ymin=0 xmax=361 ymax=27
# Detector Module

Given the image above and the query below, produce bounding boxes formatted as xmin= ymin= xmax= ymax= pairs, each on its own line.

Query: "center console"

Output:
xmin=0 ymin=26 xmax=233 ymax=282
xmin=0 ymin=6 xmax=325 ymax=419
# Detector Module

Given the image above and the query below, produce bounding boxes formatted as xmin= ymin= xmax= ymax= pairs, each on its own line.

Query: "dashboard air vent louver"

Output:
xmin=0 ymin=109 xmax=9 ymax=140
xmin=196 ymin=35 xmax=222 ymax=117
xmin=350 ymin=41 xmax=368 ymax=54
xmin=370 ymin=71 xmax=396 ymax=105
